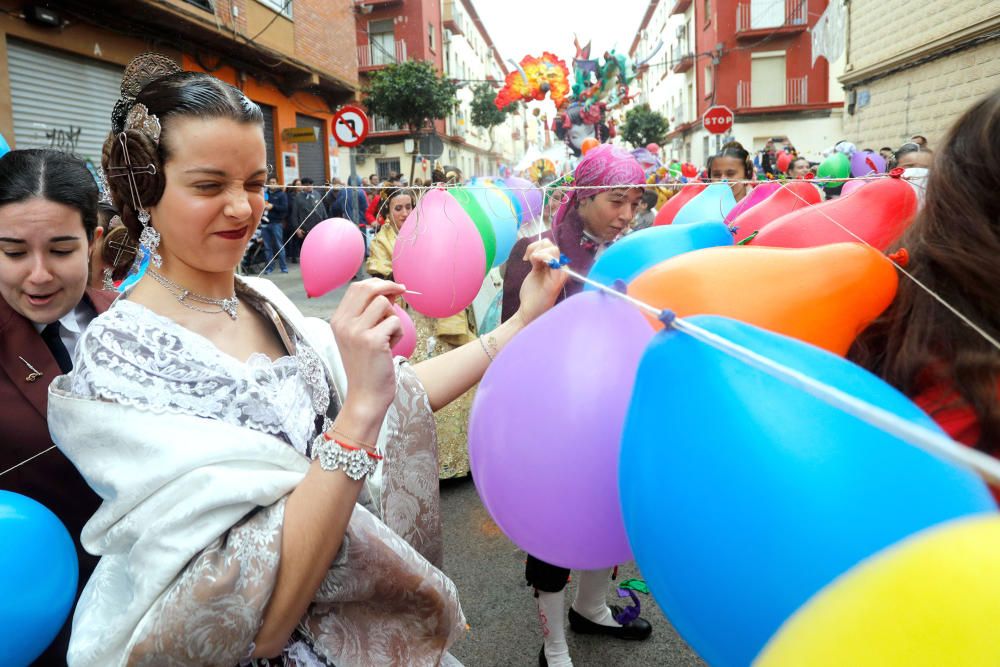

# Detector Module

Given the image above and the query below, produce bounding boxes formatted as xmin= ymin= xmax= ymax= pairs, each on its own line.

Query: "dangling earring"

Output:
xmin=102 ymin=267 xmax=115 ymax=291
xmin=137 ymin=211 xmax=162 ymax=268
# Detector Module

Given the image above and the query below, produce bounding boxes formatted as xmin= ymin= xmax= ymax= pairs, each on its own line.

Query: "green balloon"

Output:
xmin=668 ymin=162 xmax=682 ymax=178
xmin=817 ymin=153 xmax=851 ymax=189
xmin=450 ymin=187 xmax=496 ymax=272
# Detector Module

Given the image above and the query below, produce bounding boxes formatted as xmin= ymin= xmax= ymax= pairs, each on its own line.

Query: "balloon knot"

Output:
xmin=804 ymin=172 xmax=815 ymax=180
xmin=658 ymin=309 xmax=677 ymax=327
xmin=887 ymin=247 xmax=910 ymax=267
xmin=889 ymin=167 xmax=905 ymax=178
xmin=728 ymin=223 xmax=739 ymax=235
xmin=547 ymin=254 xmax=570 ymax=270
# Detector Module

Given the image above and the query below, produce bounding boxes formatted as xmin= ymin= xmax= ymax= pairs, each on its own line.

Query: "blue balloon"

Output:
xmin=470 ymin=184 xmax=519 ymax=268
xmin=620 ymin=316 xmax=996 ymax=667
xmin=0 ymin=132 xmax=10 ymax=159
xmin=0 ymin=491 xmax=79 ymax=664
xmin=671 ymin=182 xmax=737 ymax=226
xmin=585 ymin=221 xmax=733 ymax=290
xmin=493 ymin=179 xmax=524 ymax=224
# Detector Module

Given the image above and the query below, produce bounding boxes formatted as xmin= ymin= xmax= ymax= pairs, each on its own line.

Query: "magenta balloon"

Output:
xmin=300 ymin=218 xmax=365 ymax=297
xmin=390 ymin=305 xmax=417 ymax=358
xmin=839 ymin=179 xmax=869 ymax=197
xmin=850 ymin=151 xmax=887 ymax=177
xmin=468 ymin=291 xmax=655 ymax=569
xmin=723 ymin=181 xmax=781 ymax=227
xmin=504 ymin=176 xmax=541 ymax=224
xmin=393 ymin=189 xmax=486 ymax=318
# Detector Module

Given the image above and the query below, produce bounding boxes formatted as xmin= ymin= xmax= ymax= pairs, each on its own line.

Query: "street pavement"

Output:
xmin=266 ymin=264 xmax=706 ymax=667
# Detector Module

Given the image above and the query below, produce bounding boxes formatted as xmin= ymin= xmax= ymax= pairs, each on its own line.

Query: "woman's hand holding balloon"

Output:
xmin=514 ymin=239 xmax=569 ymax=326
xmin=329 ymin=279 xmax=405 ymax=426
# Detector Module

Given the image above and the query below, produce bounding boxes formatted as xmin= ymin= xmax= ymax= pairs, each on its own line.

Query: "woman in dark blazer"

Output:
xmin=0 ymin=149 xmax=117 ymax=665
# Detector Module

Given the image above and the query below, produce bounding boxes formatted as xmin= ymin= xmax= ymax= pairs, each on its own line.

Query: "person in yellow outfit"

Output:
xmin=366 ymin=188 xmax=478 ymax=479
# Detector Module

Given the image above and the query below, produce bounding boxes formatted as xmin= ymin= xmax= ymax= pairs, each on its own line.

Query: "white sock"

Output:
xmin=536 ymin=590 xmax=574 ymax=666
xmin=572 ymin=567 xmax=619 ymax=627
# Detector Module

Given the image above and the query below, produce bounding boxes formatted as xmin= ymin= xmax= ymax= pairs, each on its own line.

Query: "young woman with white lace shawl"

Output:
xmin=46 ymin=54 xmax=567 ymax=666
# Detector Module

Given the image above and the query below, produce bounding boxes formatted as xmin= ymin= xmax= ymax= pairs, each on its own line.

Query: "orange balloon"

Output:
xmin=580 ymin=137 xmax=600 ymax=154
xmin=627 ymin=243 xmax=898 ymax=355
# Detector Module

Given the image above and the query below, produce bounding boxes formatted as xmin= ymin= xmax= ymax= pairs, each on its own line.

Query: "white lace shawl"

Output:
xmin=47 ymin=278 xmax=464 ymax=666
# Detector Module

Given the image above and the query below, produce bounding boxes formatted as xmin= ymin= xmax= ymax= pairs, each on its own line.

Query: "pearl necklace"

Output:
xmin=147 ymin=269 xmax=239 ymax=320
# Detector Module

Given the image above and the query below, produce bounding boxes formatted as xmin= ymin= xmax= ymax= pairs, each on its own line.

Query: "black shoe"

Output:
xmin=568 ymin=606 xmax=652 ymax=641
xmin=538 ymin=645 xmax=546 ymax=667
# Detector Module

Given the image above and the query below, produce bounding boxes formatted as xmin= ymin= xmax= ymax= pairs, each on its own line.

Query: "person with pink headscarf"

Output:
xmin=501 ymin=144 xmax=651 ymax=667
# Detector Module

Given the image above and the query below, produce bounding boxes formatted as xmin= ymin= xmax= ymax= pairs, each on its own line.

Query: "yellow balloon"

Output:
xmin=754 ymin=515 xmax=1000 ymax=667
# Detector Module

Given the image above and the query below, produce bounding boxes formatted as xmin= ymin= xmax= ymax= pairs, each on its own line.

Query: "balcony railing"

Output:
xmin=736 ymin=76 xmax=808 ymax=109
xmin=670 ymin=0 xmax=692 ymax=15
xmin=671 ymin=45 xmax=694 ymax=73
xmin=736 ymin=0 xmax=808 ymax=34
xmin=370 ymin=114 xmax=403 ymax=133
xmin=358 ymin=39 xmax=407 ymax=68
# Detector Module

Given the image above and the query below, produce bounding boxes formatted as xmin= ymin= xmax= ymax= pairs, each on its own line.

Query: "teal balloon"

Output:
xmin=0 ymin=491 xmax=79 ymax=665
xmin=585 ymin=221 xmax=733 ymax=290
xmin=620 ymin=315 xmax=996 ymax=667
xmin=671 ymin=182 xmax=737 ymax=226
xmin=0 ymin=133 xmax=10 ymax=159
xmin=469 ymin=184 xmax=519 ymax=268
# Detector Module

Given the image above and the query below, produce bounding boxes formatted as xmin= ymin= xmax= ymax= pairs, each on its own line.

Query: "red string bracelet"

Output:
xmin=323 ymin=432 xmax=383 ymax=460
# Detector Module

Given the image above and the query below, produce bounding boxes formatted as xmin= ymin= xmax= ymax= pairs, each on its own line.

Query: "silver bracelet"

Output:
xmin=479 ymin=333 xmax=497 ymax=362
xmin=312 ymin=434 xmax=378 ymax=480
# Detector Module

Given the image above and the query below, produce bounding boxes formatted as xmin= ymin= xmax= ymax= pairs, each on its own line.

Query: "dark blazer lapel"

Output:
xmin=0 ymin=298 xmax=60 ymax=420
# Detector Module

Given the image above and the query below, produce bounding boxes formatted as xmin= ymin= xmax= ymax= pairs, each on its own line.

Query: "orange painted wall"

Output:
xmin=182 ymin=55 xmax=338 ymax=182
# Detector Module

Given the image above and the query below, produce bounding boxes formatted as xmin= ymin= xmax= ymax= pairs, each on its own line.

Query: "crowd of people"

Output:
xmin=0 ymin=51 xmax=997 ymax=666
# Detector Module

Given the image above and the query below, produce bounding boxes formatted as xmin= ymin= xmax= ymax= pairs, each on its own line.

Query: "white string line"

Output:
xmin=0 ymin=446 xmax=56 ymax=478
xmin=272 ymin=175 xmax=892 ymax=193
xmin=256 ymin=185 xmax=339 ymax=277
xmin=558 ymin=264 xmax=1000 ymax=487
xmin=775 ymin=181 xmax=1000 ymax=353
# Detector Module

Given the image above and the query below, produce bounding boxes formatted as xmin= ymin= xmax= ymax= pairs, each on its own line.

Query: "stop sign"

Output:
xmin=703 ymin=105 xmax=734 ymax=135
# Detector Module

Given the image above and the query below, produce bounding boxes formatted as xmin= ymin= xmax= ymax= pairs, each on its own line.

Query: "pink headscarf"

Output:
xmin=552 ymin=143 xmax=646 ymax=230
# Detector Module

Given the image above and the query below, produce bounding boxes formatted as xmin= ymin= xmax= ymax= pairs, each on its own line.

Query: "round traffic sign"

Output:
xmin=332 ymin=105 xmax=370 ymax=148
xmin=703 ymin=105 xmax=734 ymax=135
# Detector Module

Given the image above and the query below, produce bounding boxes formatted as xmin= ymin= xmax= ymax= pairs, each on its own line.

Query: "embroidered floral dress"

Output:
xmin=48 ymin=278 xmax=465 ymax=667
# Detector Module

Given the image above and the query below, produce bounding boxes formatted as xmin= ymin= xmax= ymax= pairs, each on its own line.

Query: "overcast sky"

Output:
xmin=473 ymin=0 xmax=651 ymax=73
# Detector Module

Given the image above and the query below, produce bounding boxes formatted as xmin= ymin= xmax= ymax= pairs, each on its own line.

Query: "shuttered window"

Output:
xmin=295 ymin=113 xmax=327 ymax=183
xmin=8 ymin=39 xmax=123 ymax=164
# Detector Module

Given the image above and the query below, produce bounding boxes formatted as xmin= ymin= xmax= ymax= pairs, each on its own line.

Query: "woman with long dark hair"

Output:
xmin=852 ymin=90 xmax=1000 ymax=465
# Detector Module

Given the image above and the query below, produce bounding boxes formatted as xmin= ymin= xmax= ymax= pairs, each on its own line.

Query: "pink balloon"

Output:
xmin=839 ymin=179 xmax=869 ymax=197
xmin=390 ymin=304 xmax=416 ymax=358
xmin=392 ymin=189 xmax=487 ymax=318
xmin=469 ymin=291 xmax=655 ymax=569
xmin=300 ymin=218 xmax=365 ymax=298
xmin=723 ymin=181 xmax=781 ymax=227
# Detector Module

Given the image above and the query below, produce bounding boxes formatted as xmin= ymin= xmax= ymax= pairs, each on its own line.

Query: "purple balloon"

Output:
xmin=850 ymin=151 xmax=886 ymax=178
xmin=504 ymin=176 xmax=542 ymax=224
xmin=468 ymin=291 xmax=654 ymax=569
xmin=723 ymin=181 xmax=781 ymax=227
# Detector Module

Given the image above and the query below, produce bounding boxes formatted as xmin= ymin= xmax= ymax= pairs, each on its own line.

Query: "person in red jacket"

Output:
xmin=851 ymin=90 xmax=1000 ymax=494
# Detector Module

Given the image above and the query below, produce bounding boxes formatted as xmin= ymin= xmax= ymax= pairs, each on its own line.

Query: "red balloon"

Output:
xmin=681 ymin=162 xmax=698 ymax=178
xmin=730 ymin=181 xmax=823 ymax=243
xmin=753 ymin=176 xmax=919 ymax=251
xmin=653 ymin=184 xmax=708 ymax=226
xmin=646 ymin=142 xmax=660 ymax=154
xmin=776 ymin=152 xmax=793 ymax=173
